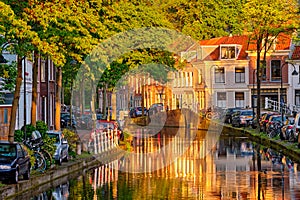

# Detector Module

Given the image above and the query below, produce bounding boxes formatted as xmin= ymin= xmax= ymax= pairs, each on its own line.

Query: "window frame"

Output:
xmin=220 ymin=45 xmax=236 ymax=60
xmin=235 ymin=92 xmax=245 ymax=108
xmin=235 ymin=67 xmax=245 ymax=83
xmin=270 ymin=60 xmax=281 ymax=82
xmin=215 ymin=67 xmax=225 ymax=83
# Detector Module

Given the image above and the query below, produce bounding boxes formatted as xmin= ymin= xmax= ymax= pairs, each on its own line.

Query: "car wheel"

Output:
xmin=56 ymin=157 xmax=62 ymax=165
xmin=23 ymin=166 xmax=30 ymax=180
xmin=13 ymin=170 xmax=19 ymax=184
xmin=63 ymin=154 xmax=69 ymax=162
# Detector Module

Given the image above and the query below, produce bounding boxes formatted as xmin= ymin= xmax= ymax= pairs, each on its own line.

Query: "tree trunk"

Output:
xmin=102 ymin=83 xmax=107 ymax=119
xmin=8 ymin=56 xmax=23 ymax=142
xmin=31 ymin=51 xmax=38 ymax=126
xmin=55 ymin=67 xmax=62 ymax=130
xmin=256 ymin=38 xmax=262 ymax=133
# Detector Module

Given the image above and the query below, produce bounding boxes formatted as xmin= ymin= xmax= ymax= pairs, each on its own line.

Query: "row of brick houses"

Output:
xmin=1 ymin=33 xmax=300 ymax=136
xmin=0 ymin=52 xmax=56 ymax=138
xmin=120 ymin=34 xmax=300 ymax=114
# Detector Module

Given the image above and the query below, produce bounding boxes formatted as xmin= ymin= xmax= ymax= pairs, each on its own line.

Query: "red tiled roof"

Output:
xmin=199 ymin=33 xmax=291 ymax=61
xmin=291 ymin=46 xmax=300 ymax=60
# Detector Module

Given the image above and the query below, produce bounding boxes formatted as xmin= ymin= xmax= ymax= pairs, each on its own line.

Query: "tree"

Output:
xmin=0 ymin=2 xmax=40 ymax=142
xmin=161 ymin=0 xmax=244 ymax=40
xmin=241 ymin=0 xmax=300 ymax=130
xmin=23 ymin=0 xmax=105 ymax=130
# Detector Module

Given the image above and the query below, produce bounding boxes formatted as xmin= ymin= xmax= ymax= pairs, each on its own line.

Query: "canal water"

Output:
xmin=15 ymin=128 xmax=300 ymax=199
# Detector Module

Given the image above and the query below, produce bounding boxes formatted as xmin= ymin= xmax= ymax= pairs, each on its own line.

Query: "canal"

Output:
xmin=12 ymin=127 xmax=300 ymax=199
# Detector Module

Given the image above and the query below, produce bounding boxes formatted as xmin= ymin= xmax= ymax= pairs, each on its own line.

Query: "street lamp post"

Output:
xmin=280 ymin=62 xmax=298 ymax=122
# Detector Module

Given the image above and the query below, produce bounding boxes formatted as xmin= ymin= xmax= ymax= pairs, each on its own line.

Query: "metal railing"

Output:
xmin=264 ymin=97 xmax=300 ymax=114
xmin=88 ymin=128 xmax=119 ymax=154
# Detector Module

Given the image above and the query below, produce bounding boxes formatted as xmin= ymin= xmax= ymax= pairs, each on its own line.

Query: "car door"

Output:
xmin=232 ymin=111 xmax=239 ymax=126
xmin=16 ymin=144 xmax=27 ymax=175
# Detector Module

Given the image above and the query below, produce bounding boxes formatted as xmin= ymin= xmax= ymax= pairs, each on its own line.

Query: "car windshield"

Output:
xmin=48 ymin=133 xmax=60 ymax=143
xmin=0 ymin=144 xmax=16 ymax=158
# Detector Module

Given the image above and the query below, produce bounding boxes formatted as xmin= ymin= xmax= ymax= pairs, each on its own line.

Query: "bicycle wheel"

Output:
xmin=34 ymin=151 xmax=46 ymax=172
xmin=268 ymin=129 xmax=276 ymax=138
xmin=41 ymin=149 xmax=52 ymax=169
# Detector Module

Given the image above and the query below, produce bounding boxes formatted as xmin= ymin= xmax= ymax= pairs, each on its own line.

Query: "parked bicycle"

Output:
xmin=267 ymin=121 xmax=283 ymax=138
xmin=23 ymin=130 xmax=52 ymax=172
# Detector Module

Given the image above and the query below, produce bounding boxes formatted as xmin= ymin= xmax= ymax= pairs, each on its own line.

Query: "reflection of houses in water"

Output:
xmin=90 ymin=133 xmax=295 ymax=199
xmin=52 ymin=182 xmax=70 ymax=200
xmin=216 ymin=137 xmax=254 ymax=158
xmin=91 ymin=160 xmax=119 ymax=199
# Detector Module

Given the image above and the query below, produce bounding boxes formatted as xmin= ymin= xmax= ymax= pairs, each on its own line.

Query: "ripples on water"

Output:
xmin=26 ymin=133 xmax=300 ymax=200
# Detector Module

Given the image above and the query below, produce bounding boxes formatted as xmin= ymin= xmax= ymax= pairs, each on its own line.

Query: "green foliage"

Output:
xmin=21 ymin=124 xmax=36 ymax=139
xmin=22 ymin=145 xmax=35 ymax=168
xmin=14 ymin=129 xmax=23 ymax=142
xmin=161 ymin=0 xmax=244 ymax=40
xmin=241 ymin=0 xmax=299 ymax=52
xmin=0 ymin=62 xmax=17 ymax=92
xmin=36 ymin=120 xmax=48 ymax=138
xmin=62 ymin=129 xmax=80 ymax=153
xmin=41 ymin=134 xmax=56 ymax=158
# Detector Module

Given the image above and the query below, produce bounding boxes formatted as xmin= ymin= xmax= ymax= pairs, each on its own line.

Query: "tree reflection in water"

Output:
xmin=23 ymin=134 xmax=300 ymax=199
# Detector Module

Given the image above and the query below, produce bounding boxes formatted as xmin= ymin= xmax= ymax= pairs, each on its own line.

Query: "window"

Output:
xmin=198 ymin=69 xmax=202 ymax=84
xmin=235 ymin=92 xmax=244 ymax=107
xmin=235 ymin=67 xmax=245 ymax=83
xmin=49 ymin=61 xmax=54 ymax=81
xmin=271 ymin=60 xmax=281 ymax=81
xmin=4 ymin=108 xmax=8 ymax=124
xmin=41 ymin=60 xmax=46 ymax=82
xmin=215 ymin=67 xmax=225 ymax=83
xmin=296 ymin=90 xmax=300 ymax=106
xmin=217 ymin=92 xmax=226 ymax=108
xmin=221 ymin=46 xmax=236 ymax=59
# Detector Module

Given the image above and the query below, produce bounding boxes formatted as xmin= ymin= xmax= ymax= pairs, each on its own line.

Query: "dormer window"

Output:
xmin=220 ymin=45 xmax=240 ymax=60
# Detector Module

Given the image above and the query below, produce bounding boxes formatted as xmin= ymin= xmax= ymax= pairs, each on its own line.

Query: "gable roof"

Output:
xmin=199 ymin=34 xmax=291 ymax=61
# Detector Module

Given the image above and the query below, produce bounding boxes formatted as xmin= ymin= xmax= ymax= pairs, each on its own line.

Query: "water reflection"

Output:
xmin=29 ymin=182 xmax=69 ymax=200
xmin=19 ymin=133 xmax=300 ymax=199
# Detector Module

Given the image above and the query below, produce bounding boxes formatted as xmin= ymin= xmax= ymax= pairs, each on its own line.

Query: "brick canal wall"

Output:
xmin=1 ymin=148 xmax=125 ymax=200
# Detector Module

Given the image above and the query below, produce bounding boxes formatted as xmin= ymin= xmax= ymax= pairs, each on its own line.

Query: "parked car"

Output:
xmin=61 ymin=114 xmax=77 ymax=129
xmin=265 ymin=115 xmax=286 ymax=136
xmin=148 ymin=103 xmax=164 ymax=115
xmin=95 ymin=120 xmax=123 ymax=141
xmin=46 ymin=131 xmax=69 ymax=165
xmin=281 ymin=117 xmax=296 ymax=142
xmin=259 ymin=112 xmax=279 ymax=132
xmin=231 ymin=110 xmax=255 ymax=127
xmin=249 ymin=111 xmax=269 ymax=129
xmin=129 ymin=107 xmax=148 ymax=118
xmin=0 ymin=141 xmax=31 ymax=183
xmin=224 ymin=107 xmax=242 ymax=124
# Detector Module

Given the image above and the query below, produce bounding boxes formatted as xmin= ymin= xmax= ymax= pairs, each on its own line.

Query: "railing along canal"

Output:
xmin=88 ymin=128 xmax=119 ymax=154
